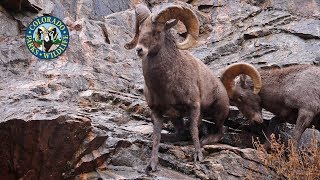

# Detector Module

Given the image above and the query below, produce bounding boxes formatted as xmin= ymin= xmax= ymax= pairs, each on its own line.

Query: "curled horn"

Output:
xmin=35 ymin=26 xmax=47 ymax=41
xmin=221 ymin=63 xmax=262 ymax=98
xmin=124 ymin=4 xmax=151 ymax=50
xmin=165 ymin=19 xmax=179 ymax=30
xmin=48 ymin=26 xmax=58 ymax=40
xmin=152 ymin=5 xmax=199 ymax=50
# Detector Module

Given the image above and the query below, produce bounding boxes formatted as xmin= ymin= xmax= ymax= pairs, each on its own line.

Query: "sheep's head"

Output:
xmin=221 ymin=63 xmax=264 ymax=124
xmin=36 ymin=26 xmax=57 ymax=42
xmin=124 ymin=3 xmax=199 ymax=59
xmin=36 ymin=26 xmax=50 ymax=42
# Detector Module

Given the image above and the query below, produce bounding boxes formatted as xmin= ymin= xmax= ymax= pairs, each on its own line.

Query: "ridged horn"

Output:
xmin=152 ymin=5 xmax=199 ymax=50
xmin=35 ymin=26 xmax=47 ymax=41
xmin=165 ymin=19 xmax=178 ymax=30
xmin=124 ymin=4 xmax=151 ymax=50
xmin=221 ymin=63 xmax=262 ymax=98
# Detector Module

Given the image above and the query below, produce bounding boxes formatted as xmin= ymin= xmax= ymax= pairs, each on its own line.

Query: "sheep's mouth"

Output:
xmin=135 ymin=46 xmax=146 ymax=58
xmin=250 ymin=112 xmax=264 ymax=124
xmin=137 ymin=51 xmax=144 ymax=57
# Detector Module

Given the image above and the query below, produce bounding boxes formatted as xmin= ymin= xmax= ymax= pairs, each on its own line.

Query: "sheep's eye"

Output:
xmin=237 ymin=94 xmax=244 ymax=102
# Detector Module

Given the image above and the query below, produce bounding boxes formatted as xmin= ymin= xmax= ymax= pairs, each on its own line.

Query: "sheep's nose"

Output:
xmin=136 ymin=47 xmax=143 ymax=55
xmin=251 ymin=113 xmax=264 ymax=124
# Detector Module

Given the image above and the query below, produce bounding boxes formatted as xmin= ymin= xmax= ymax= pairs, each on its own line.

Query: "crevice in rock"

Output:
xmin=198 ymin=5 xmax=213 ymax=11
xmin=0 ymin=0 xmax=42 ymax=13
xmin=241 ymin=9 xmax=263 ymax=23
xmin=281 ymin=30 xmax=320 ymax=40
xmin=243 ymin=30 xmax=272 ymax=39
xmin=264 ymin=14 xmax=292 ymax=26
xmin=186 ymin=0 xmax=194 ymax=4
xmin=69 ymin=134 xmax=109 ymax=169
xmin=0 ymin=116 xmax=109 ymax=180
xmin=241 ymin=46 xmax=278 ymax=59
xmin=64 ymin=153 xmax=111 ymax=179
xmin=98 ymin=24 xmax=111 ymax=44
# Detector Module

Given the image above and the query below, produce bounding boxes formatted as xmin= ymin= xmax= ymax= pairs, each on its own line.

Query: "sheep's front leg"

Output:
xmin=292 ymin=109 xmax=315 ymax=148
xmin=146 ymin=111 xmax=163 ymax=172
xmin=263 ymin=116 xmax=282 ymax=150
xmin=189 ymin=102 xmax=203 ymax=162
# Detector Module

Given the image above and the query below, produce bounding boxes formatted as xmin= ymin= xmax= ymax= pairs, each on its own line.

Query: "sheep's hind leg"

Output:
xmin=292 ymin=109 xmax=315 ymax=149
xmin=161 ymin=118 xmax=190 ymax=142
xmin=189 ymin=102 xmax=203 ymax=162
xmin=146 ymin=111 xmax=163 ymax=172
xmin=200 ymin=111 xmax=226 ymax=146
xmin=200 ymin=122 xmax=224 ymax=146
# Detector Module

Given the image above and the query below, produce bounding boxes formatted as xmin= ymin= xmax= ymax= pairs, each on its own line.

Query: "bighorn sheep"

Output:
xmin=221 ymin=63 xmax=320 ymax=148
xmin=124 ymin=3 xmax=229 ymax=171
xmin=35 ymin=26 xmax=58 ymax=52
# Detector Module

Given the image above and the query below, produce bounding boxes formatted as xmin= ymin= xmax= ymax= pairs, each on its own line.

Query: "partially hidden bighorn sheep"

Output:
xmin=124 ymin=3 xmax=229 ymax=171
xmin=221 ymin=63 xmax=320 ymax=148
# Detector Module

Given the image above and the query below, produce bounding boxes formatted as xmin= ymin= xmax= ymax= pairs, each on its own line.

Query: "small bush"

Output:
xmin=254 ymin=133 xmax=320 ymax=180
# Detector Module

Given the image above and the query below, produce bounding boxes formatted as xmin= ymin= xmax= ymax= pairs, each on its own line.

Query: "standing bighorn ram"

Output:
xmin=124 ymin=3 xmax=229 ymax=171
xmin=221 ymin=63 xmax=320 ymax=148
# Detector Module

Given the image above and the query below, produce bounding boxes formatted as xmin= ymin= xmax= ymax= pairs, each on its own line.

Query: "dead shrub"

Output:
xmin=254 ymin=131 xmax=320 ymax=180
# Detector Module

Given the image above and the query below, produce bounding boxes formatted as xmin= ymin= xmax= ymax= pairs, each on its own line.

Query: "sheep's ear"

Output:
xmin=240 ymin=75 xmax=248 ymax=89
xmin=165 ymin=19 xmax=178 ymax=30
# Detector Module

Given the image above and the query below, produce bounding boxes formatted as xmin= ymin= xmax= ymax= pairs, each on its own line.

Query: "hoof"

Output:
xmin=145 ymin=165 xmax=153 ymax=173
xmin=200 ymin=134 xmax=223 ymax=146
xmin=194 ymin=151 xmax=204 ymax=162
xmin=145 ymin=162 xmax=157 ymax=173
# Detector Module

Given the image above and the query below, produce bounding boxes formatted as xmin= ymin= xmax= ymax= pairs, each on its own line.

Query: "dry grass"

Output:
xmin=254 ymin=132 xmax=320 ymax=180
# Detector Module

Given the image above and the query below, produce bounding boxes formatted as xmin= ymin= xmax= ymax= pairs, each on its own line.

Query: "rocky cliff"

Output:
xmin=0 ymin=0 xmax=319 ymax=179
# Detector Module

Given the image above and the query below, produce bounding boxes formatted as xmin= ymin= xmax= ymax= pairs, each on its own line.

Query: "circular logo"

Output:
xmin=25 ymin=16 xmax=69 ymax=60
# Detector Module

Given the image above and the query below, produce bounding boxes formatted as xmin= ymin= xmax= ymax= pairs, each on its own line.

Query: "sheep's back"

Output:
xmin=261 ymin=65 xmax=320 ymax=113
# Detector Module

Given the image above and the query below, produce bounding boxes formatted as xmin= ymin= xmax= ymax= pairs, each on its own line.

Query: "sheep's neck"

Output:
xmin=143 ymin=32 xmax=182 ymax=69
xmin=142 ymin=32 xmax=184 ymax=90
xmin=254 ymin=70 xmax=293 ymax=116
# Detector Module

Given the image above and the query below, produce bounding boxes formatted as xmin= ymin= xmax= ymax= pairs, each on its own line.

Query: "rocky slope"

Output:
xmin=0 ymin=0 xmax=319 ymax=179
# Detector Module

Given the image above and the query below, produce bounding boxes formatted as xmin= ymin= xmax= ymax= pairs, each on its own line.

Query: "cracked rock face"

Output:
xmin=0 ymin=0 xmax=319 ymax=179
xmin=0 ymin=116 xmax=94 ymax=179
